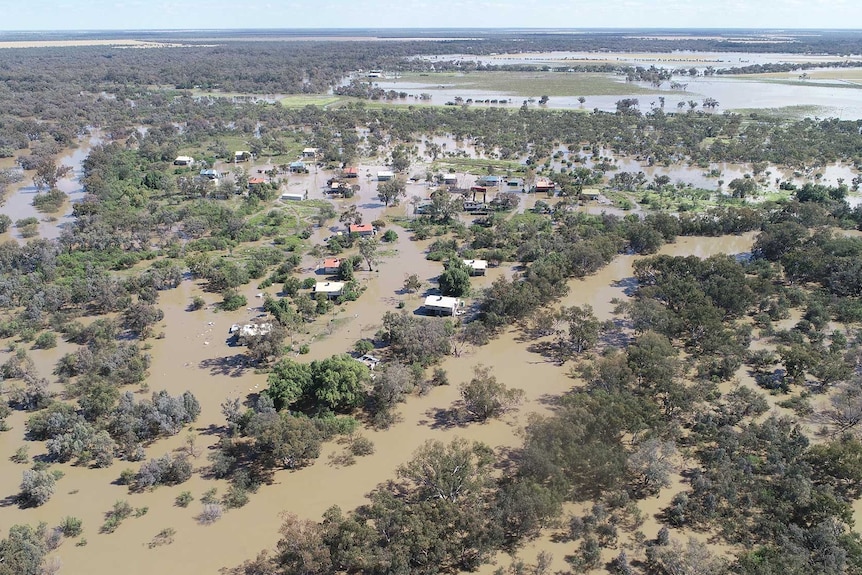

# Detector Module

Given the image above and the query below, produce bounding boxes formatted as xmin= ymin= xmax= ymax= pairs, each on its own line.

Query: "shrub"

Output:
xmin=19 ymin=468 xmax=55 ymax=507
xmin=200 ymin=488 xmax=219 ymax=504
xmin=133 ymin=454 xmax=193 ymax=491
xmin=175 ymin=491 xmax=194 ymax=507
xmin=10 ymin=446 xmax=29 ymax=463
xmin=222 ymin=484 xmax=250 ymax=509
xmin=350 ymin=436 xmax=375 ymax=457
xmin=190 ymin=296 xmax=206 ymax=311
xmin=197 ymin=503 xmax=223 ymax=525
xmin=32 ymin=332 xmax=57 ymax=349
xmin=220 ymin=289 xmax=248 ymax=311
xmin=58 ymin=516 xmax=83 ymax=537
xmin=382 ymin=229 xmax=398 ymax=242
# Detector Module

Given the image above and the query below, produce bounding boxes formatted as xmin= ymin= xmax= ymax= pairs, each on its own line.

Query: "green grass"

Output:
xmin=731 ymin=105 xmax=827 ymax=121
xmin=390 ymin=71 xmax=663 ymax=97
xmin=728 ymin=76 xmax=862 ymax=90
xmin=279 ymin=95 xmax=345 ymax=108
xmin=431 ymin=157 xmax=527 ymax=175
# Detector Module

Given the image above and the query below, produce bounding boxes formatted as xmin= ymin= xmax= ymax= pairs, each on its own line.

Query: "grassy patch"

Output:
xmin=431 ymin=157 xmax=527 ymax=175
xmin=731 ymin=105 xmax=827 ymax=121
xmin=279 ymin=95 xmax=346 ymax=108
xmin=390 ymin=71 xmax=664 ymax=97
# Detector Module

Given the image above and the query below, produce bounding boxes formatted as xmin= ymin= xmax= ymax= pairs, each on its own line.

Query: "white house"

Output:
xmin=423 ymin=295 xmax=462 ymax=316
xmin=463 ymin=259 xmax=488 ymax=276
xmin=302 ymin=147 xmax=318 ymax=158
xmin=238 ymin=323 xmax=273 ymax=338
xmin=377 ymin=170 xmax=395 ymax=181
xmin=314 ymin=281 xmax=345 ymax=299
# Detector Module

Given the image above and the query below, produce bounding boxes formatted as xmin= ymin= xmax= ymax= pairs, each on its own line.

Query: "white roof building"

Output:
xmin=463 ymin=259 xmax=488 ymax=275
xmin=423 ymin=295 xmax=462 ymax=316
xmin=314 ymin=281 xmax=345 ymax=298
xmin=173 ymin=155 xmax=194 ymax=166
xmin=377 ymin=170 xmax=395 ymax=181
xmin=238 ymin=323 xmax=273 ymax=338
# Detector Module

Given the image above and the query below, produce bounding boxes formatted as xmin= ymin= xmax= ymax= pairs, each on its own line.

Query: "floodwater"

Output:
xmin=0 ymin=197 xmax=759 ymax=574
xmin=374 ymin=73 xmax=862 ymax=119
xmin=0 ymin=134 xmax=101 ymax=242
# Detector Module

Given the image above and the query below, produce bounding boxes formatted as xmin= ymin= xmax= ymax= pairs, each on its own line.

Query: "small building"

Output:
xmin=322 ymin=258 xmax=341 ymax=274
xmin=234 ymin=150 xmax=251 ymax=162
xmin=505 ymin=178 xmax=524 ymax=191
xmin=281 ymin=191 xmax=307 ymax=201
xmin=342 ymin=166 xmax=359 ymax=178
xmin=533 ymin=179 xmax=556 ymax=193
xmin=463 ymin=259 xmax=488 ymax=276
xmin=314 ymin=281 xmax=345 ymax=299
xmin=423 ymin=295 xmax=462 ymax=316
xmin=580 ymin=190 xmax=601 ymax=201
xmin=289 ymin=161 xmax=308 ymax=173
xmin=476 ymin=175 xmax=502 ymax=187
xmin=199 ymin=169 xmax=219 ymax=180
xmin=442 ymin=174 xmax=458 ymax=185
xmin=248 ymin=176 xmax=266 ymax=186
xmin=377 ymin=170 xmax=395 ymax=181
xmin=173 ymin=156 xmax=194 ymax=166
xmin=348 ymin=223 xmax=375 ymax=237
xmin=302 ymin=147 xmax=318 ymax=158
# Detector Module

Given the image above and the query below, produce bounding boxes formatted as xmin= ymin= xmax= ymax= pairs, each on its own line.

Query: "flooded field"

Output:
xmin=373 ymin=70 xmax=862 ymax=119
xmin=0 ymin=170 xmax=762 ymax=572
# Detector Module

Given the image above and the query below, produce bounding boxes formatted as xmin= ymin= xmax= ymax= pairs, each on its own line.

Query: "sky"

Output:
xmin=0 ymin=0 xmax=860 ymax=31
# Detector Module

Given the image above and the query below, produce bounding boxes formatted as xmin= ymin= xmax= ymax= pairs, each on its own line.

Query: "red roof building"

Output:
xmin=348 ymin=223 xmax=375 ymax=236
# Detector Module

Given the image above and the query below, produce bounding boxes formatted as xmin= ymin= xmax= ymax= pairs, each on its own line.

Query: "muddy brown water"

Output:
xmin=0 ymin=223 xmax=764 ymax=574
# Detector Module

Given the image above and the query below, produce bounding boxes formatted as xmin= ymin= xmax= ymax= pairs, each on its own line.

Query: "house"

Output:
xmin=289 ymin=161 xmax=308 ymax=173
xmin=533 ymin=179 xmax=556 ymax=193
xmin=463 ymin=259 xmax=488 ymax=276
xmin=505 ymin=178 xmax=524 ymax=191
xmin=423 ymin=295 xmax=462 ymax=316
xmin=173 ymin=156 xmax=194 ymax=166
xmin=199 ymin=169 xmax=218 ymax=180
xmin=342 ymin=166 xmax=359 ymax=178
xmin=314 ymin=281 xmax=345 ymax=299
xmin=348 ymin=223 xmax=375 ymax=237
xmin=302 ymin=147 xmax=318 ymax=158
xmin=476 ymin=175 xmax=502 ymax=187
xmin=280 ymin=191 xmax=307 ymax=201
xmin=248 ymin=176 xmax=266 ymax=186
xmin=322 ymin=258 xmax=341 ymax=274
xmin=238 ymin=322 xmax=273 ymax=338
xmin=366 ymin=70 xmax=384 ymax=78
xmin=442 ymin=174 xmax=458 ymax=185
xmin=234 ymin=150 xmax=251 ymax=162
xmin=377 ymin=170 xmax=394 ymax=181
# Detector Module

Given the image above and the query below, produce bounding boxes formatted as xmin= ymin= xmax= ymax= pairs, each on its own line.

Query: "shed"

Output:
xmin=234 ymin=150 xmax=251 ymax=162
xmin=463 ymin=259 xmax=488 ymax=276
xmin=377 ymin=170 xmax=395 ymax=181
xmin=505 ymin=178 xmax=524 ymax=190
xmin=314 ymin=281 xmax=345 ymax=299
xmin=476 ymin=175 xmax=502 ymax=186
xmin=173 ymin=156 xmax=194 ymax=166
xmin=348 ymin=223 xmax=375 ymax=237
xmin=423 ymin=295 xmax=462 ymax=316
xmin=199 ymin=169 xmax=218 ymax=180
xmin=322 ymin=258 xmax=341 ymax=274
xmin=281 ymin=191 xmax=307 ymax=201
xmin=443 ymin=174 xmax=458 ymax=185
